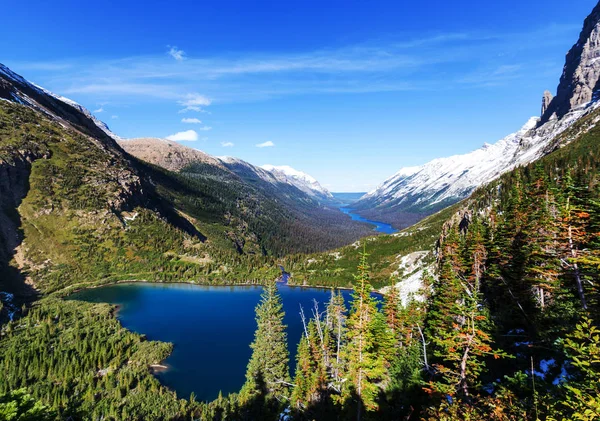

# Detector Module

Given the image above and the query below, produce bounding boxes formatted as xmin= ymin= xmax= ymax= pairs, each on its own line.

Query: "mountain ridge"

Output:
xmin=355 ymin=6 xmax=600 ymax=228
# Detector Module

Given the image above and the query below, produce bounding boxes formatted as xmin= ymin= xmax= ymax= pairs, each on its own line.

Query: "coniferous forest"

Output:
xmin=2 ymin=2 xmax=600 ymax=420
xmin=2 ymin=108 xmax=600 ymax=419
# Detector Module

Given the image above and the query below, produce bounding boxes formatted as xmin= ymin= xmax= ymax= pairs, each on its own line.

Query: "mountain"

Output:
xmin=355 ymin=6 xmax=600 ymax=228
xmin=0 ymin=63 xmax=120 ymax=143
xmin=118 ymin=138 xmax=334 ymax=204
xmin=118 ymin=138 xmax=224 ymax=171
xmin=541 ymin=1 xmax=600 ymax=122
xmin=0 ymin=64 xmax=372 ymax=295
xmin=260 ymin=164 xmax=333 ymax=200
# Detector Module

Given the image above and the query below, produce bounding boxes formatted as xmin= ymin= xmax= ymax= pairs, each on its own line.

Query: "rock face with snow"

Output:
xmin=542 ymin=1 xmax=600 ymax=122
xmin=356 ymin=5 xmax=600 ymax=227
xmin=356 ymin=117 xmax=540 ymax=217
xmin=217 ymin=157 xmax=333 ymax=202
xmin=261 ymin=165 xmax=333 ymax=200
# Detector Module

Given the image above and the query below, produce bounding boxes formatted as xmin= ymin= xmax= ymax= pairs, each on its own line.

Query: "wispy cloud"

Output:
xmin=181 ymin=117 xmax=202 ymax=124
xmin=178 ymin=93 xmax=211 ymax=112
xmin=168 ymin=46 xmax=186 ymax=61
xmin=24 ymin=23 xmax=580 ymax=105
xmin=256 ymin=141 xmax=274 ymax=148
xmin=221 ymin=141 xmax=234 ymax=147
xmin=94 ymin=106 xmax=104 ymax=113
xmin=111 ymin=115 xmax=118 ymax=119
xmin=166 ymin=129 xmax=198 ymax=141
xmin=459 ymin=64 xmax=524 ymax=87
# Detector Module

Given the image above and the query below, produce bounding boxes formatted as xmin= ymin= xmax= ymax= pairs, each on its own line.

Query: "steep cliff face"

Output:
xmin=541 ymin=2 xmax=600 ymax=122
xmin=542 ymin=90 xmax=554 ymax=116
xmin=0 ymin=154 xmax=38 ymax=266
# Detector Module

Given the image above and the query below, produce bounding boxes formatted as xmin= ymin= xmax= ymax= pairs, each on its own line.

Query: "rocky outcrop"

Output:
xmin=542 ymin=90 xmax=554 ymax=116
xmin=0 ymin=153 xmax=39 ymax=260
xmin=542 ymin=2 xmax=600 ymax=122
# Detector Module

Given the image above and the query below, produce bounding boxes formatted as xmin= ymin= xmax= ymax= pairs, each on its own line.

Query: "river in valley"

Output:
xmin=70 ymin=282 xmax=380 ymax=402
xmin=339 ymin=207 xmax=397 ymax=234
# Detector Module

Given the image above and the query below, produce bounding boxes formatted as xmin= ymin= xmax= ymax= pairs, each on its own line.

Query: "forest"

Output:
xmin=4 ymin=94 xmax=600 ymax=421
xmin=1 ymin=46 xmax=600 ymax=421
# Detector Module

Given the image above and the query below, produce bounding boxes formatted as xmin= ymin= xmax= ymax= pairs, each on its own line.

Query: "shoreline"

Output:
xmin=67 ymin=275 xmax=384 ymax=401
xmin=64 ymin=277 xmax=385 ymax=297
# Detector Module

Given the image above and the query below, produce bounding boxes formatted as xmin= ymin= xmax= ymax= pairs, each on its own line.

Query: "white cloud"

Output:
xmin=166 ymin=129 xmax=198 ymax=141
xmin=198 ymin=126 xmax=212 ymax=131
xmin=181 ymin=118 xmax=202 ymax=124
xmin=94 ymin=107 xmax=104 ymax=113
xmin=179 ymin=93 xmax=212 ymax=107
xmin=168 ymin=46 xmax=186 ymax=61
xmin=178 ymin=93 xmax=212 ymax=112
xmin=111 ymin=115 xmax=118 ymax=119
xmin=256 ymin=141 xmax=275 ymax=148
xmin=221 ymin=141 xmax=234 ymax=147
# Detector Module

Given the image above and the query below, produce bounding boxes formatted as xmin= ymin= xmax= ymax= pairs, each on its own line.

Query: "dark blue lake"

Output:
xmin=69 ymin=282 xmax=376 ymax=402
xmin=339 ymin=207 xmax=398 ymax=234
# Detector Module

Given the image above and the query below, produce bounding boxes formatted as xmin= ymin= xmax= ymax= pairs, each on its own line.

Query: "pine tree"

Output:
xmin=426 ymin=222 xmax=507 ymax=400
xmin=325 ymin=290 xmax=347 ymax=391
xmin=240 ymin=281 xmax=290 ymax=412
xmin=342 ymin=250 xmax=386 ymax=419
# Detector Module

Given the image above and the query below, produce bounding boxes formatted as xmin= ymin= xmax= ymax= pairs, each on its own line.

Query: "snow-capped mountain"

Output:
xmin=261 ymin=165 xmax=333 ymax=199
xmin=359 ymin=117 xmax=539 ymax=209
xmin=216 ymin=157 xmax=333 ymax=201
xmin=0 ymin=63 xmax=119 ymax=143
xmin=356 ymin=2 xmax=600 ymax=227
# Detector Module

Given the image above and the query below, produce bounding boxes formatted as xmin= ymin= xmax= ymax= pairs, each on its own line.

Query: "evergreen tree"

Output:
xmin=342 ymin=250 xmax=386 ymax=419
xmin=240 ymin=281 xmax=290 ymax=416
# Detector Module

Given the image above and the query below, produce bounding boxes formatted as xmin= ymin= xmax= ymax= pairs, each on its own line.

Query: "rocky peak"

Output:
xmin=542 ymin=2 xmax=600 ymax=122
xmin=541 ymin=90 xmax=554 ymax=116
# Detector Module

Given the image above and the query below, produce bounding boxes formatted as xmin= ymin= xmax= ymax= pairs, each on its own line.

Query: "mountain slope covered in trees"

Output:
xmin=0 ymin=65 xmax=374 ymax=296
xmin=2 ymin=2 xmax=600 ymax=420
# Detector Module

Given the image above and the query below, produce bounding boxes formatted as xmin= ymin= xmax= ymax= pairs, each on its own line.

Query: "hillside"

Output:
xmin=117 ymin=138 xmax=224 ymax=171
xmin=0 ymin=65 xmax=373 ymax=297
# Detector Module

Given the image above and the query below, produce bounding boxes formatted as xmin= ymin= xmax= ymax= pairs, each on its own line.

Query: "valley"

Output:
xmin=1 ymin=1 xmax=600 ymax=420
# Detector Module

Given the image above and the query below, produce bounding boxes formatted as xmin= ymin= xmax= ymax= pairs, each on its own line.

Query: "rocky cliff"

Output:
xmin=542 ymin=1 xmax=600 ymax=122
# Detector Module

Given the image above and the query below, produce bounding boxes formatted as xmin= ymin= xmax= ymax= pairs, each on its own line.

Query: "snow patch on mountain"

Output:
xmin=360 ymin=102 xmax=599 ymax=212
xmin=261 ymin=164 xmax=333 ymax=199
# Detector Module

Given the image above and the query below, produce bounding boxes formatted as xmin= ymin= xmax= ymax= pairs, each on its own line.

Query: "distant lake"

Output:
xmin=69 ymin=282 xmax=379 ymax=402
xmin=339 ymin=207 xmax=398 ymax=235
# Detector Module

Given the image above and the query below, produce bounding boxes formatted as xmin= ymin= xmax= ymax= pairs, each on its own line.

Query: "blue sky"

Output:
xmin=1 ymin=0 xmax=597 ymax=191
